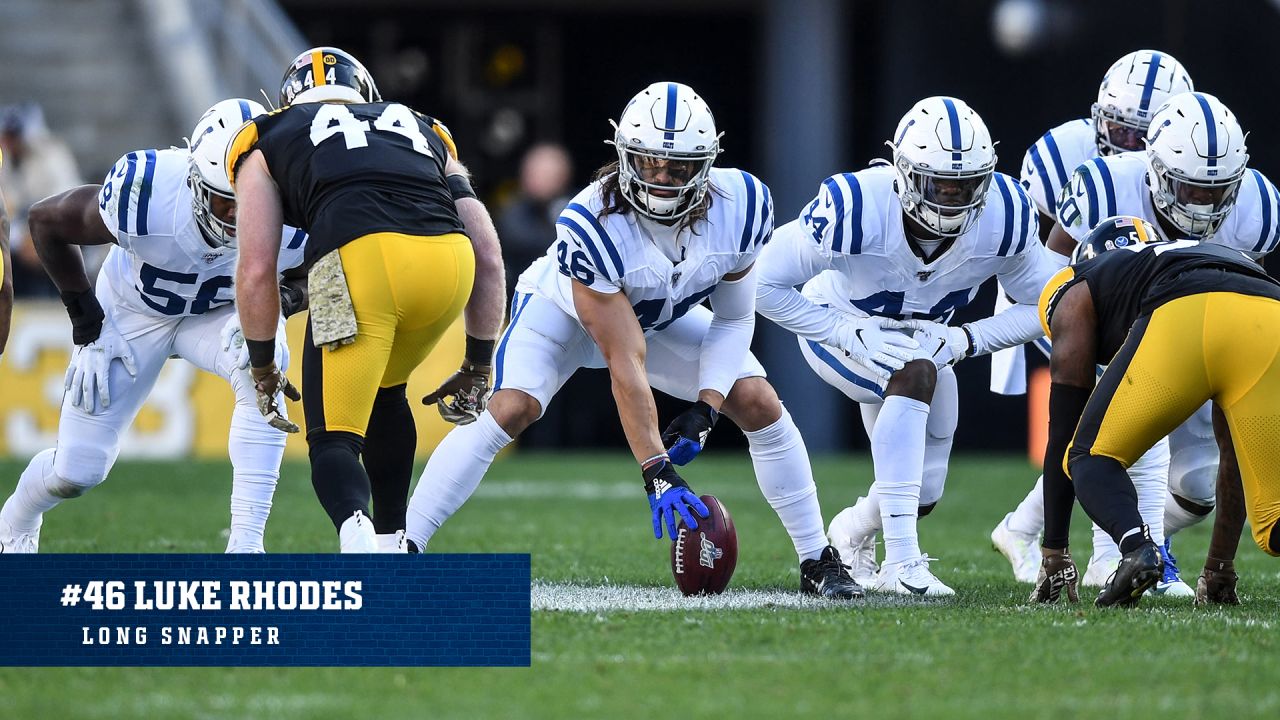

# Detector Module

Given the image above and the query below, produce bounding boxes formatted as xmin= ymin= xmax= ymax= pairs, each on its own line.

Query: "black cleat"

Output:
xmin=1095 ymin=542 xmax=1163 ymax=608
xmin=801 ymin=546 xmax=865 ymax=600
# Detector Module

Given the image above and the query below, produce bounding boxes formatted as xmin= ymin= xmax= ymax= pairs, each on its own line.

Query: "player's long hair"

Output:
xmin=592 ymin=161 xmax=722 ymax=232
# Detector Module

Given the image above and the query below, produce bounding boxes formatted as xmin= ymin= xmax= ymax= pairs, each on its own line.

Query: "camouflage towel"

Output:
xmin=307 ymin=248 xmax=357 ymax=350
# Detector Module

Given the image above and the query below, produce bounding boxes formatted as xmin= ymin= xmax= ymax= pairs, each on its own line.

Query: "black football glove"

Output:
xmin=1028 ymin=549 xmax=1080 ymax=604
xmin=1195 ymin=560 xmax=1240 ymax=606
xmin=423 ymin=362 xmax=491 ymax=425
xmin=661 ymin=401 xmax=719 ymax=466
xmin=250 ymin=362 xmax=302 ymax=433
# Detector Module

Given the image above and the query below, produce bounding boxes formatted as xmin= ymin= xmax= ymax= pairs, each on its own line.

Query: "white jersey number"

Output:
xmin=309 ymin=103 xmax=434 ymax=157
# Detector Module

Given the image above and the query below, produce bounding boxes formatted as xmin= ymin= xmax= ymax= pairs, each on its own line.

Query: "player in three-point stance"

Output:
xmin=759 ymin=96 xmax=1062 ymax=596
xmin=405 ymin=82 xmax=864 ymax=598
xmin=1034 ymin=216 xmax=1280 ymax=607
xmin=0 ymin=99 xmax=306 ymax=553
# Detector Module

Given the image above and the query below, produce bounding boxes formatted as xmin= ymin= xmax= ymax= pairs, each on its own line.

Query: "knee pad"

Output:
xmin=373 ymin=383 xmax=409 ymax=409
xmin=918 ymin=501 xmax=937 ymax=518
xmin=52 ymin=443 xmax=115 ymax=491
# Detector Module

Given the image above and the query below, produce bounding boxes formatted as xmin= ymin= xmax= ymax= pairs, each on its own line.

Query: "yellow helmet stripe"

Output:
xmin=311 ymin=51 xmax=327 ymax=89
xmin=1131 ymin=216 xmax=1150 ymax=243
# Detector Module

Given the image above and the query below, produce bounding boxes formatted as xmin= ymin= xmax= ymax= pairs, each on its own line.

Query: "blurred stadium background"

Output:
xmin=1 ymin=0 xmax=1279 ymax=462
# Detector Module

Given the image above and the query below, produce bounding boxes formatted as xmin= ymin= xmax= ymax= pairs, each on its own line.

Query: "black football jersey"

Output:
xmin=227 ymin=101 xmax=466 ymax=266
xmin=1057 ymin=240 xmax=1280 ymax=361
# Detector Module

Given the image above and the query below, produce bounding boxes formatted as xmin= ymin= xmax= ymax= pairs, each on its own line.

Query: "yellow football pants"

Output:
xmin=302 ymin=231 xmax=474 ymax=437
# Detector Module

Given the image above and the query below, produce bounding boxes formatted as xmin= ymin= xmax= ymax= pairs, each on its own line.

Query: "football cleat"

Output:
xmin=338 ymin=510 xmax=379 ymax=553
xmin=1195 ymin=564 xmax=1240 ymax=606
xmin=0 ymin=516 xmax=40 ymax=554
xmin=1028 ymin=549 xmax=1079 ymax=604
xmin=1082 ymin=546 xmax=1121 ymax=588
xmin=377 ymin=530 xmax=408 ymax=554
xmin=873 ymin=555 xmax=955 ymax=597
xmin=827 ymin=501 xmax=879 ymax=585
xmin=991 ymin=512 xmax=1042 ymax=584
xmin=1152 ymin=538 xmax=1194 ymax=597
xmin=1095 ymin=542 xmax=1163 ymax=608
xmin=800 ymin=546 xmax=865 ymax=600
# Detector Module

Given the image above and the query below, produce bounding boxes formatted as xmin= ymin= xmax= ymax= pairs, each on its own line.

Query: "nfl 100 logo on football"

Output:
xmin=669 ymin=495 xmax=738 ymax=596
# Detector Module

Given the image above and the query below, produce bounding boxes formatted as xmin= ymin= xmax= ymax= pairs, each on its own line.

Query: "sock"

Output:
xmin=308 ymin=431 xmax=371 ymax=531
xmin=1069 ymin=454 xmax=1146 ymax=551
xmin=850 ymin=493 xmax=882 ymax=536
xmin=0 ymin=448 xmax=60 ymax=534
xmin=1091 ymin=522 xmax=1118 ymax=559
xmin=743 ymin=408 xmax=827 ymax=562
xmin=226 ymin=403 xmax=285 ymax=553
xmin=871 ymin=396 xmax=929 ymax=567
xmin=363 ymin=385 xmax=416 ymax=534
xmin=405 ymin=410 xmax=512 ymax=550
xmin=1131 ymin=458 xmax=1167 ymax=545
xmin=1164 ymin=490 xmax=1213 ymax=538
xmin=1007 ymin=476 xmax=1046 ymax=536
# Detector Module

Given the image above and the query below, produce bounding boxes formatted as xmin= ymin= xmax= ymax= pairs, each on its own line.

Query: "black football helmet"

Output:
xmin=279 ymin=47 xmax=380 ymax=107
xmin=1070 ymin=215 xmax=1158 ymax=265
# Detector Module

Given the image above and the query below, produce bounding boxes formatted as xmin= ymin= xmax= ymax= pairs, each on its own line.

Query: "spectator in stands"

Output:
xmin=0 ymin=102 xmax=84 ymax=298
xmin=495 ymin=142 xmax=572 ymax=300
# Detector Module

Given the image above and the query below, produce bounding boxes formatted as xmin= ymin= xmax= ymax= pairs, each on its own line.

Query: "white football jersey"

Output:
xmin=96 ymin=148 xmax=307 ymax=317
xmin=1056 ymin=152 xmax=1280 ymax=257
xmin=515 ymin=167 xmax=773 ymax=333
xmin=1019 ymin=118 xmax=1096 ymax=218
xmin=797 ymin=165 xmax=1055 ymax=320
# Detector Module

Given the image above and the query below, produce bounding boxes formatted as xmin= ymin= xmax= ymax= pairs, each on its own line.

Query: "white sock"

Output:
xmin=744 ymin=408 xmax=827 ymax=562
xmin=1 ymin=448 xmax=61 ymax=534
xmin=406 ymin=410 xmax=512 ymax=550
xmin=225 ymin=403 xmax=285 ymax=553
xmin=1007 ymin=476 xmax=1046 ymax=536
xmin=850 ymin=493 xmax=882 ymax=536
xmin=1091 ymin=522 xmax=1118 ymax=558
xmin=871 ymin=396 xmax=929 ymax=567
xmin=1164 ymin=490 xmax=1212 ymax=538
xmin=1133 ymin=467 xmax=1166 ymax=545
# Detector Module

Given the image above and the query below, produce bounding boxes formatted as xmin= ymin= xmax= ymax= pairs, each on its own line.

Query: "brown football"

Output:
xmin=670 ymin=495 xmax=738 ymax=596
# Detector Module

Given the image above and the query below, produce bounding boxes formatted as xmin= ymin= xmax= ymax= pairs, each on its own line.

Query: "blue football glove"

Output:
xmin=643 ymin=458 xmax=709 ymax=540
xmin=661 ymin=400 xmax=719 ymax=465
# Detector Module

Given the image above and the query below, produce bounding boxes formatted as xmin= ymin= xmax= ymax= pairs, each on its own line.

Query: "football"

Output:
xmin=670 ymin=495 xmax=738 ymax=596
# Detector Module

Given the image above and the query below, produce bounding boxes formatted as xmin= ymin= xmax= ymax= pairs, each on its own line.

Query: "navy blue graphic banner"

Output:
xmin=0 ymin=554 xmax=530 ymax=667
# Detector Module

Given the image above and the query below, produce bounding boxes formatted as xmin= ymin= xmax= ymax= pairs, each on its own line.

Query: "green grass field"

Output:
xmin=0 ymin=453 xmax=1276 ymax=719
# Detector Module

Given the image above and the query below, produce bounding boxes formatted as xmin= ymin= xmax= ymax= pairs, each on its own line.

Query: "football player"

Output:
xmin=757 ymin=97 xmax=1062 ymax=596
xmin=404 ymin=82 xmax=864 ymax=599
xmin=1021 ymin=91 xmax=1277 ymax=595
xmin=1034 ymin=217 xmax=1280 ymax=607
xmin=993 ymin=51 xmax=1197 ymax=593
xmin=0 ymin=99 xmax=306 ymax=553
xmin=229 ymin=47 xmax=506 ymax=553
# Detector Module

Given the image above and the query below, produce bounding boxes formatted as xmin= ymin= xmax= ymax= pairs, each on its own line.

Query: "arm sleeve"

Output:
xmin=754 ymin=218 xmax=842 ymax=343
xmin=697 ymin=265 xmax=758 ymax=398
xmin=965 ymin=243 xmax=1069 ymax=355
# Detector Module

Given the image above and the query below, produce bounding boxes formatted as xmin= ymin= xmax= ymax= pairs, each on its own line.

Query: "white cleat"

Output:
xmin=872 ymin=555 xmax=955 ymax=597
xmin=1082 ymin=547 xmax=1121 ymax=588
xmin=1151 ymin=539 xmax=1195 ymax=598
xmin=338 ymin=510 xmax=379 ymax=553
xmin=0 ymin=517 xmax=40 ymax=554
xmin=990 ymin=513 xmax=1041 ymax=584
xmin=827 ymin=500 xmax=879 ymax=586
xmin=377 ymin=530 xmax=408 ymax=554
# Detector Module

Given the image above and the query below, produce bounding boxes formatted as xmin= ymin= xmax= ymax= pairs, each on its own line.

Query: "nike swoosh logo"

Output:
xmin=899 ymin=580 xmax=929 ymax=596
xmin=888 ymin=513 xmax=912 ymax=518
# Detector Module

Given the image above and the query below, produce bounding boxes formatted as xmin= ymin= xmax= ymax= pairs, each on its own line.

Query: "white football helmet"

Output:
xmin=1145 ymin=92 xmax=1248 ymax=238
xmin=187 ymin=98 xmax=266 ymax=248
xmin=1092 ymin=50 xmax=1193 ymax=156
xmin=609 ymin=82 xmax=721 ymax=221
xmin=887 ymin=96 xmax=996 ymax=238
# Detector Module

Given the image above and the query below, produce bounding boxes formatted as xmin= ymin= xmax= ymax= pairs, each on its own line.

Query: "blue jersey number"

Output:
xmin=850 ymin=287 xmax=976 ymax=322
xmin=137 ymin=263 xmax=233 ymax=316
xmin=631 ymin=285 xmax=717 ymax=332
xmin=556 ymin=240 xmax=596 ymax=285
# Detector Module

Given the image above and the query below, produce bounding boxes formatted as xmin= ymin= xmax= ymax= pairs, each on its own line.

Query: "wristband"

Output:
xmin=60 ymin=289 xmax=105 ymax=345
xmin=446 ymin=173 xmax=478 ymax=201
xmin=245 ymin=338 xmax=276 ymax=369
xmin=464 ymin=335 xmax=496 ymax=366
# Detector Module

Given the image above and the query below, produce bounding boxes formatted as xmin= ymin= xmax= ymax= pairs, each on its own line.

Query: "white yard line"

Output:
xmin=531 ymin=580 xmax=923 ymax=612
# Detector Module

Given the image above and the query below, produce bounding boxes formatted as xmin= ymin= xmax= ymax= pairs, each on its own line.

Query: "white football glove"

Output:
xmin=221 ymin=315 xmax=289 ymax=372
xmin=914 ymin=321 xmax=974 ymax=369
xmin=64 ymin=315 xmax=137 ymax=414
xmin=827 ymin=316 xmax=923 ymax=383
